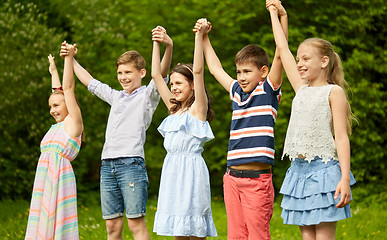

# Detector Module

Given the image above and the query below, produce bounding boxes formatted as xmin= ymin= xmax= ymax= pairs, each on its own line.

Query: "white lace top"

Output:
xmin=282 ymin=84 xmax=338 ymax=163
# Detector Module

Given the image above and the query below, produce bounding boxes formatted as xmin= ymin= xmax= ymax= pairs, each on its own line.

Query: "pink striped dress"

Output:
xmin=25 ymin=121 xmax=81 ymax=240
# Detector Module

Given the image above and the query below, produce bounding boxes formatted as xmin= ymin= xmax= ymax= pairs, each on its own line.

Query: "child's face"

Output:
xmin=117 ymin=62 xmax=145 ymax=94
xmin=170 ymin=72 xmax=194 ymax=105
xmin=49 ymin=94 xmax=68 ymax=123
xmin=296 ymin=44 xmax=325 ymax=82
xmin=236 ymin=62 xmax=264 ymax=93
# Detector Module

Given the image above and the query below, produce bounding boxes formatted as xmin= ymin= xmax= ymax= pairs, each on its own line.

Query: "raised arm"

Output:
xmin=267 ymin=0 xmax=303 ymax=93
xmin=190 ymin=19 xmax=209 ymax=122
xmin=156 ymin=26 xmax=174 ymax=78
xmin=151 ymin=27 xmax=174 ymax=109
xmin=198 ymin=21 xmax=234 ymax=92
xmin=60 ymin=41 xmax=94 ymax=87
xmin=62 ymin=44 xmax=83 ymax=138
xmin=48 ymin=54 xmax=62 ymax=90
xmin=268 ymin=0 xmax=288 ymax=88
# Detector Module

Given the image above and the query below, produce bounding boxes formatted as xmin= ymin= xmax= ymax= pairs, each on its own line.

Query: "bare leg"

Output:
xmin=127 ymin=216 xmax=150 ymax=240
xmin=316 ymin=222 xmax=336 ymax=240
xmin=106 ymin=217 xmax=124 ymax=240
xmin=299 ymin=225 xmax=316 ymax=240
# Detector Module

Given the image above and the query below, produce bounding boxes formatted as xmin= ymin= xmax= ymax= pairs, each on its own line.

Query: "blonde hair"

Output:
xmin=300 ymin=38 xmax=357 ymax=134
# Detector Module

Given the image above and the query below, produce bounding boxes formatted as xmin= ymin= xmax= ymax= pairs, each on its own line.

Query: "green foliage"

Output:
xmin=0 ymin=0 xmax=386 ymax=199
xmin=0 ymin=0 xmax=66 ymax=199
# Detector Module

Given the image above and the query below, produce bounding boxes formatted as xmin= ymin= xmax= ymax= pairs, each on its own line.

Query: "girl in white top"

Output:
xmin=267 ymin=1 xmax=356 ymax=239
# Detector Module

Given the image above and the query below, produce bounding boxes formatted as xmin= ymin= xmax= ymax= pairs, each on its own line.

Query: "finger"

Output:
xmin=158 ymin=26 xmax=166 ymax=32
xmin=335 ymin=192 xmax=345 ymax=208
xmin=334 ymin=188 xmax=339 ymax=200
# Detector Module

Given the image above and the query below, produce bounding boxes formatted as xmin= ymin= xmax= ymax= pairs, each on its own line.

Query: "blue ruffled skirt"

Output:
xmin=280 ymin=158 xmax=356 ymax=226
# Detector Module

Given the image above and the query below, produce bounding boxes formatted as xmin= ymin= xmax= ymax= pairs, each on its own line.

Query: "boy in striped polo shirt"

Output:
xmin=200 ymin=9 xmax=287 ymax=240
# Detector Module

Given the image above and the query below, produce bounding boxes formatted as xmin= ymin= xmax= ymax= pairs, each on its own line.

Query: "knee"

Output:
xmin=127 ymin=217 xmax=148 ymax=234
xmin=106 ymin=218 xmax=123 ymax=234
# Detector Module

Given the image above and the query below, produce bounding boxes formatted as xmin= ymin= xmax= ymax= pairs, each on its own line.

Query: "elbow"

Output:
xmin=206 ymin=65 xmax=217 ymax=75
xmin=193 ymin=67 xmax=203 ymax=76
xmin=62 ymin=85 xmax=74 ymax=92
xmin=151 ymin=71 xmax=161 ymax=80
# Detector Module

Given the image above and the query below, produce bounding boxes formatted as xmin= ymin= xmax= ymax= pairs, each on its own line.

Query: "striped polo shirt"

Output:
xmin=227 ymin=76 xmax=281 ymax=166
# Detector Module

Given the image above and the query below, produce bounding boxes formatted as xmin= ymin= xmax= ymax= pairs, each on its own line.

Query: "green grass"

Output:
xmin=1 ymin=190 xmax=386 ymax=239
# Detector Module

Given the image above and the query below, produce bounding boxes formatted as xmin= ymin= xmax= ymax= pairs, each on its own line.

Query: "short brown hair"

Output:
xmin=235 ymin=44 xmax=270 ymax=69
xmin=116 ymin=50 xmax=145 ymax=71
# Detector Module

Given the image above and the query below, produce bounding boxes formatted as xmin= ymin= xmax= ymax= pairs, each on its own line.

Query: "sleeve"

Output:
xmin=87 ymin=79 xmax=117 ymax=105
xmin=229 ymin=80 xmax=239 ymax=100
xmin=263 ymin=76 xmax=282 ymax=103
xmin=264 ymin=76 xmax=281 ymax=93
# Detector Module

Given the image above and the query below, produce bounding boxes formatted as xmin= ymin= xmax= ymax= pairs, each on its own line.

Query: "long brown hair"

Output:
xmin=169 ymin=63 xmax=215 ymax=122
xmin=300 ymin=38 xmax=357 ymax=134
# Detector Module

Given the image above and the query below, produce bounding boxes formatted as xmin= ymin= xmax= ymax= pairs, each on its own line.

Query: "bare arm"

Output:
xmin=190 ymin=19 xmax=209 ymax=122
xmin=268 ymin=0 xmax=288 ymax=88
xmin=330 ymin=86 xmax=352 ymax=208
xmin=60 ymin=42 xmax=94 ymax=87
xmin=72 ymin=58 xmax=94 ymax=87
xmin=267 ymin=1 xmax=303 ymax=93
xmin=48 ymin=54 xmax=62 ymax=90
xmin=155 ymin=26 xmax=174 ymax=78
xmin=62 ymin=44 xmax=83 ymax=138
xmin=199 ymin=22 xmax=234 ymax=92
xmin=151 ymin=32 xmax=174 ymax=109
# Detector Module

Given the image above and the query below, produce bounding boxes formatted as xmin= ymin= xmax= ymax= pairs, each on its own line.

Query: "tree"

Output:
xmin=1 ymin=0 xmax=385 ymax=199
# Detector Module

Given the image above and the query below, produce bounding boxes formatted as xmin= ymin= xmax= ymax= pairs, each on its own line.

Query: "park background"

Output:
xmin=0 ymin=0 xmax=386 ymax=239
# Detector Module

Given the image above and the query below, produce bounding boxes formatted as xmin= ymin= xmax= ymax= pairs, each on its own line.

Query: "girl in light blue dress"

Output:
xmin=151 ymin=20 xmax=217 ymax=239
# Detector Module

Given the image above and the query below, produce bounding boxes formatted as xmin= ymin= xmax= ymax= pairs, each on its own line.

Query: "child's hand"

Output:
xmin=334 ymin=179 xmax=352 ymax=208
xmin=193 ymin=18 xmax=211 ymax=35
xmin=67 ymin=43 xmax=78 ymax=57
xmin=48 ymin=54 xmax=56 ymax=75
xmin=266 ymin=0 xmax=277 ymax=13
xmin=60 ymin=41 xmax=69 ymax=59
xmin=152 ymin=26 xmax=173 ymax=47
xmin=196 ymin=18 xmax=210 ymax=35
xmin=266 ymin=0 xmax=286 ymax=16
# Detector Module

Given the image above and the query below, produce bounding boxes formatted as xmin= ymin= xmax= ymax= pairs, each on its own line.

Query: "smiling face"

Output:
xmin=49 ymin=94 xmax=68 ymax=123
xmin=117 ymin=62 xmax=145 ymax=94
xmin=236 ymin=62 xmax=265 ymax=93
xmin=296 ymin=44 xmax=326 ymax=82
xmin=170 ymin=72 xmax=194 ymax=105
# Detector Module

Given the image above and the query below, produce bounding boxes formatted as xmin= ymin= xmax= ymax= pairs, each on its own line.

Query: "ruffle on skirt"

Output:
xmin=280 ymin=158 xmax=356 ymax=226
xmin=154 ymin=212 xmax=217 ymax=237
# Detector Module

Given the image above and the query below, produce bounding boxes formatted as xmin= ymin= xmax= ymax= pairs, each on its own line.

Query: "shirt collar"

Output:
xmin=121 ymin=85 xmax=146 ymax=97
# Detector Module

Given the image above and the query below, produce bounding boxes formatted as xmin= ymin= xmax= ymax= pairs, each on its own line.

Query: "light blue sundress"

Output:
xmin=153 ymin=111 xmax=217 ymax=237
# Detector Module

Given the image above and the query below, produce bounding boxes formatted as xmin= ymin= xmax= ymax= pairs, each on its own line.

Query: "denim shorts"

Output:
xmin=100 ymin=157 xmax=148 ymax=219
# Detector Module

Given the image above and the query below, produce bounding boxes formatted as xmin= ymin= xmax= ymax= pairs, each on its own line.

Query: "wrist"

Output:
xmin=52 ymin=86 xmax=63 ymax=91
xmin=340 ymin=175 xmax=351 ymax=182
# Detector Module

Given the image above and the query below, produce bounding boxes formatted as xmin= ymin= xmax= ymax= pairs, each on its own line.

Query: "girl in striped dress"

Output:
xmin=25 ymin=43 xmax=83 ymax=240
